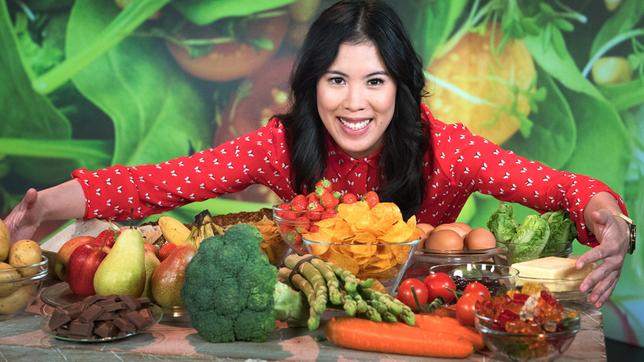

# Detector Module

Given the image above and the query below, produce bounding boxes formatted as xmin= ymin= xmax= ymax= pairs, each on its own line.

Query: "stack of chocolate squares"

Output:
xmin=48 ymin=295 xmax=155 ymax=340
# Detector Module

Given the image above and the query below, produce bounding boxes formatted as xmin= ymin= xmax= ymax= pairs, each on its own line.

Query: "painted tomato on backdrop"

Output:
xmin=212 ymin=56 xmax=294 ymax=204
xmin=166 ymin=14 xmax=289 ymax=82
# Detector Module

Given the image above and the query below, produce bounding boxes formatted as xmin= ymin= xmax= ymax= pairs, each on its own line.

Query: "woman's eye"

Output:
xmin=329 ymin=77 xmax=345 ymax=85
xmin=367 ymin=78 xmax=384 ymax=86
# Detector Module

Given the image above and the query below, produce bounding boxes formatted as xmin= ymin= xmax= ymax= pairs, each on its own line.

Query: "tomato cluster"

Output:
xmin=396 ymin=273 xmax=491 ymax=326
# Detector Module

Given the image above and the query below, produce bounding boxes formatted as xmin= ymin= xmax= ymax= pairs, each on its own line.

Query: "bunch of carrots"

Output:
xmin=326 ymin=313 xmax=484 ymax=358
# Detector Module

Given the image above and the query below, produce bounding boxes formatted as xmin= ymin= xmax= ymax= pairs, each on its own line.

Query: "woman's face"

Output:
xmin=316 ymin=41 xmax=396 ymax=159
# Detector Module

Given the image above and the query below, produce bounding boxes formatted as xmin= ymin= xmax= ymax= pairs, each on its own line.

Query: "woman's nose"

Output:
xmin=344 ymin=85 xmax=366 ymax=111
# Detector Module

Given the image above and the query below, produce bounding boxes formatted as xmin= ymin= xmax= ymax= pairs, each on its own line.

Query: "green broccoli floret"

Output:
xmin=181 ymin=223 xmax=307 ymax=343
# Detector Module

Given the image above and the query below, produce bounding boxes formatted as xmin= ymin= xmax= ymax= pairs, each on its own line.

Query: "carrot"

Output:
xmin=325 ymin=317 xmax=474 ymax=358
xmin=415 ymin=314 xmax=485 ymax=351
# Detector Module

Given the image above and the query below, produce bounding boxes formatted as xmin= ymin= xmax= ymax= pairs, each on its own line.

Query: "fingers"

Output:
xmin=594 ymin=277 xmax=618 ymax=308
xmin=23 ymin=188 xmax=38 ymax=208
xmin=586 ymin=269 xmax=619 ymax=306
xmin=576 ymin=245 xmax=604 ymax=270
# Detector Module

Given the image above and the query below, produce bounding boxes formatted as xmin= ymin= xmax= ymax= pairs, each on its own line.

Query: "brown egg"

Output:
xmin=465 ymin=227 xmax=497 ymax=250
xmin=425 ymin=229 xmax=464 ymax=251
xmin=416 ymin=223 xmax=434 ymax=241
xmin=433 ymin=223 xmax=469 ymax=238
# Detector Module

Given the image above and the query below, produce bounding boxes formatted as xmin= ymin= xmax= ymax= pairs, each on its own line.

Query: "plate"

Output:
xmin=40 ymin=282 xmax=82 ymax=308
xmin=43 ymin=304 xmax=163 ymax=343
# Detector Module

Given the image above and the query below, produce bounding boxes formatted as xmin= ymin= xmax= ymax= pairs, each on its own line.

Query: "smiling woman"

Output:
xmin=316 ymin=42 xmax=397 ymax=159
xmin=4 ymin=0 xmax=633 ymax=316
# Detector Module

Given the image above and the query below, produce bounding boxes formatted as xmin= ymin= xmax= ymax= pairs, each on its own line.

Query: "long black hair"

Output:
xmin=280 ymin=0 xmax=428 ymax=218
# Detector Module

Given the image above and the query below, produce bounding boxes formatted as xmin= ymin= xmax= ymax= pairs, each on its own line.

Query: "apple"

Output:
xmin=67 ymin=242 xmax=110 ymax=297
xmin=54 ymin=236 xmax=95 ymax=281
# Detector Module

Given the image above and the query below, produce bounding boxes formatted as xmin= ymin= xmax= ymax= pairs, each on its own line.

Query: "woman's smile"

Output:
xmin=338 ymin=117 xmax=372 ymax=134
xmin=316 ymin=41 xmax=397 ymax=159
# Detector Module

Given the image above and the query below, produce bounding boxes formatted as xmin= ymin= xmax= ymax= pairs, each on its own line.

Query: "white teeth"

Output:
xmin=339 ymin=117 xmax=371 ymax=131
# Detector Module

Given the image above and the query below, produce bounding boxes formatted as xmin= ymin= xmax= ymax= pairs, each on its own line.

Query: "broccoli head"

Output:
xmin=181 ymin=223 xmax=305 ymax=343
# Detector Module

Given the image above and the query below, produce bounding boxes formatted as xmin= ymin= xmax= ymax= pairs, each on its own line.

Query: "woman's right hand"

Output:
xmin=4 ymin=188 xmax=43 ymax=242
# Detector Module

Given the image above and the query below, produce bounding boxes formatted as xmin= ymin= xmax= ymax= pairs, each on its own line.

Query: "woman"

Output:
xmin=4 ymin=0 xmax=633 ymax=308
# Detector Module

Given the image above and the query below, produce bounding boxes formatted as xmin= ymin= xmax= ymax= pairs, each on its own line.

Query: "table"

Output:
xmin=0 ymin=289 xmax=607 ymax=361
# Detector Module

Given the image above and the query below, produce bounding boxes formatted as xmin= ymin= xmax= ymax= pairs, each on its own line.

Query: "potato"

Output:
xmin=0 ymin=219 xmax=9 ymax=262
xmin=8 ymin=240 xmax=42 ymax=276
xmin=0 ymin=284 xmax=34 ymax=316
xmin=0 ymin=262 xmax=21 ymax=297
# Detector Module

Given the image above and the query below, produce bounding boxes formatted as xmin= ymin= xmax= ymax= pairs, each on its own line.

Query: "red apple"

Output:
xmin=67 ymin=243 xmax=109 ymax=297
xmin=54 ymin=236 xmax=95 ymax=281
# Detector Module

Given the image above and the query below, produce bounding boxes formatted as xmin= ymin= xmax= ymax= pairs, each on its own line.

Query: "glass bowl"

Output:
xmin=302 ymin=237 xmax=421 ymax=293
xmin=272 ymin=205 xmax=327 ymax=255
xmin=475 ymin=308 xmax=581 ymax=361
xmin=404 ymin=247 xmax=508 ymax=279
xmin=0 ymin=255 xmax=49 ymax=320
xmin=429 ymin=263 xmax=518 ymax=296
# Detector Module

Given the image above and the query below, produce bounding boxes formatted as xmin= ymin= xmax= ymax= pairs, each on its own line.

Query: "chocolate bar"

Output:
xmin=48 ymin=293 xmax=157 ymax=340
xmin=78 ymin=304 xmax=104 ymax=323
xmin=112 ymin=317 xmax=136 ymax=333
xmin=48 ymin=309 xmax=71 ymax=331
xmin=119 ymin=295 xmax=139 ymax=310
xmin=94 ymin=321 xmax=118 ymax=338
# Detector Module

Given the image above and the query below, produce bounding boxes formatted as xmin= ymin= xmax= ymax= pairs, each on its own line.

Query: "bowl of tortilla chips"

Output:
xmin=301 ymin=201 xmax=423 ymax=293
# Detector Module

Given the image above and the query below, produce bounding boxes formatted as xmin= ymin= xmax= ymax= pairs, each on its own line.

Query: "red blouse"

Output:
xmin=72 ymin=104 xmax=627 ymax=247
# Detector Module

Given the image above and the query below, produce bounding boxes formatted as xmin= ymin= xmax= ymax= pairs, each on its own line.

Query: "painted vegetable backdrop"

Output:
xmin=0 ymin=0 xmax=642 ymax=346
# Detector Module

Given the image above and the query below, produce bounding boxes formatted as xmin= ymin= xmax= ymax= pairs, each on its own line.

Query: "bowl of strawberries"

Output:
xmin=272 ymin=179 xmax=358 ymax=256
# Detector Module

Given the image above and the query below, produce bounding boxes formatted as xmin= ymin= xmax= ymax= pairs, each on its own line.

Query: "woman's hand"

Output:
xmin=576 ymin=208 xmax=630 ymax=308
xmin=4 ymin=188 xmax=43 ymax=242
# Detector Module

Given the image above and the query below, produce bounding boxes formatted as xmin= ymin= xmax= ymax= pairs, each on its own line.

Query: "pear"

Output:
xmin=151 ymin=244 xmax=196 ymax=308
xmin=93 ymin=229 xmax=146 ymax=297
xmin=142 ymin=250 xmax=161 ymax=299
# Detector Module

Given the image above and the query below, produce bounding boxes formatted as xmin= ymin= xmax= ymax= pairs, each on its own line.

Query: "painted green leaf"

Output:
xmin=560 ymin=88 xmax=630 ymax=194
xmin=524 ymin=27 xmax=603 ymax=100
xmin=590 ymin=0 xmax=644 ymax=58
xmin=67 ymin=0 xmax=211 ymax=165
xmin=504 ymin=67 xmax=576 ymax=169
xmin=414 ymin=0 xmax=467 ymax=63
xmin=0 ymin=1 xmax=83 ymax=184
xmin=173 ymin=0 xmax=295 ymax=26
xmin=599 ymin=78 xmax=644 ymax=112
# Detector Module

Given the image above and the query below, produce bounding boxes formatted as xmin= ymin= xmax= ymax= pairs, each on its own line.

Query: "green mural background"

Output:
xmin=0 ymin=0 xmax=642 ymax=346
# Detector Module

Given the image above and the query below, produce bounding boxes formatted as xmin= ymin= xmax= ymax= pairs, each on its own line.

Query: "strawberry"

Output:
xmin=320 ymin=191 xmax=339 ymax=209
xmin=290 ymin=194 xmax=308 ymax=211
xmin=315 ymin=178 xmax=333 ymax=192
xmin=341 ymin=193 xmax=358 ymax=204
xmin=363 ymin=191 xmax=380 ymax=208
xmin=283 ymin=210 xmax=297 ymax=221
xmin=295 ymin=216 xmax=310 ymax=233
xmin=322 ymin=210 xmax=337 ymax=219
xmin=306 ymin=192 xmax=318 ymax=203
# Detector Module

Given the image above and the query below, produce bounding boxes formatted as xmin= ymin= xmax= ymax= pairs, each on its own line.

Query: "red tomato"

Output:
xmin=424 ymin=272 xmax=456 ymax=303
xmin=455 ymin=292 xmax=486 ymax=327
xmin=463 ymin=281 xmax=491 ymax=299
xmin=396 ymin=278 xmax=429 ymax=311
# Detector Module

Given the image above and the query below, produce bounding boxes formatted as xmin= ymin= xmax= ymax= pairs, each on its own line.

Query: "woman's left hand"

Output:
xmin=576 ymin=208 xmax=630 ymax=308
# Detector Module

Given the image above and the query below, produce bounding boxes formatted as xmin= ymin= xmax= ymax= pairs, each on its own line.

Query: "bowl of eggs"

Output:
xmin=403 ymin=223 xmax=507 ymax=280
